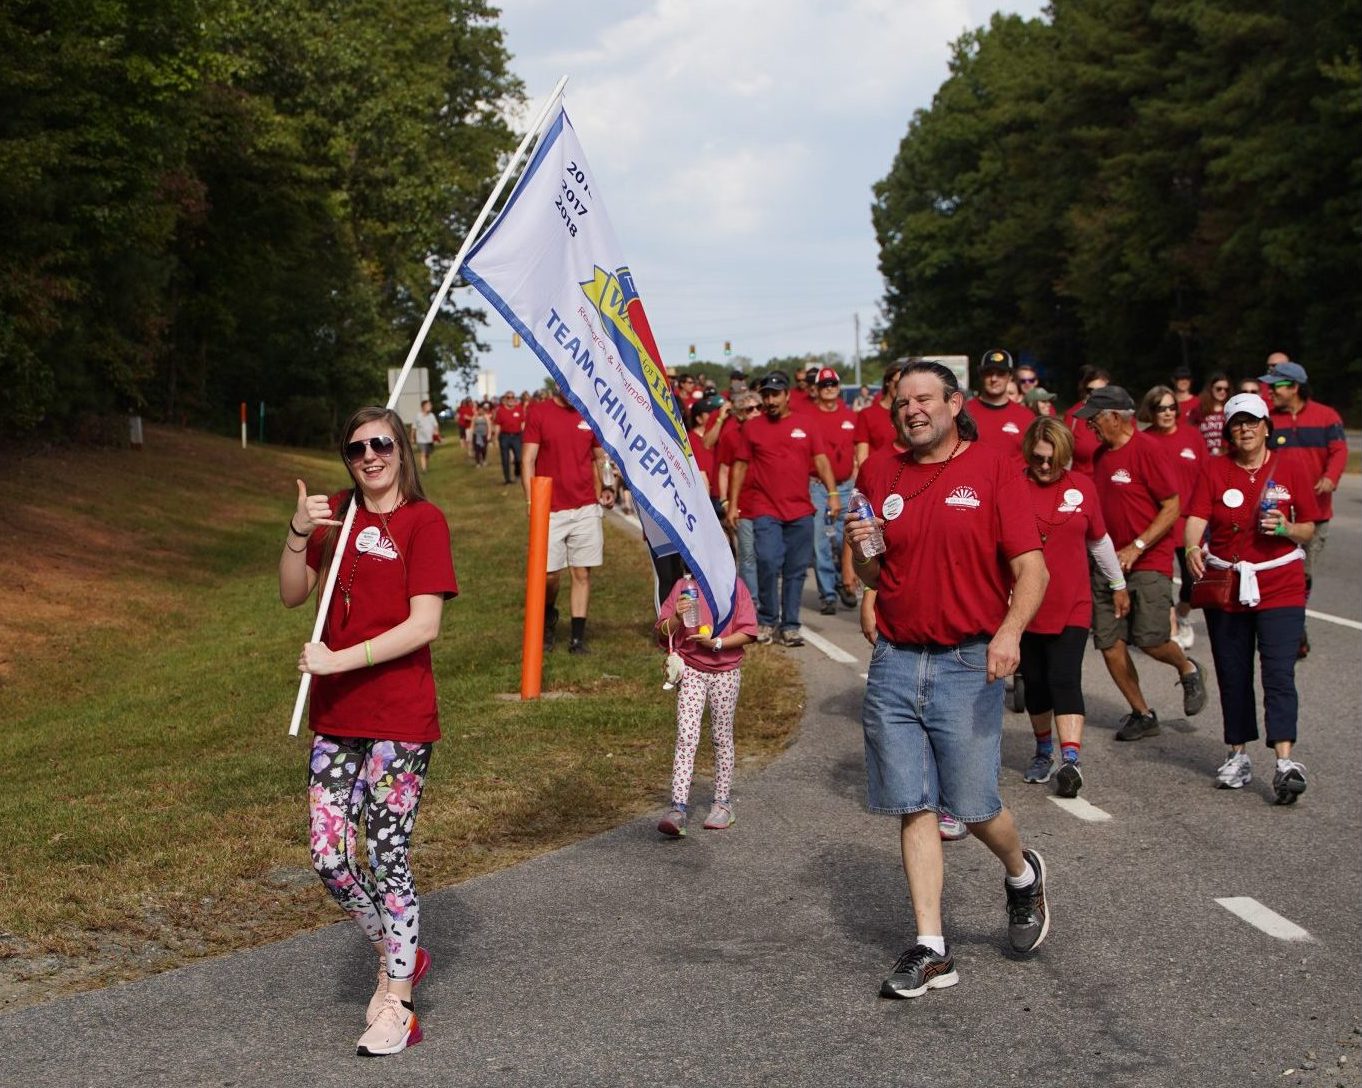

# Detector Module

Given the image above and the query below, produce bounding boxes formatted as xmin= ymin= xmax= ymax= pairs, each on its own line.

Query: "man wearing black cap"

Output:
xmin=970 ymin=349 xmax=1034 ymax=469
xmin=1263 ymin=360 xmax=1346 ymax=657
xmin=1171 ymin=366 xmax=1196 ymax=416
xmin=808 ymin=367 xmax=860 ymax=613
xmin=726 ymin=370 xmax=840 ymax=646
xmin=1076 ymin=387 xmax=1207 ymax=737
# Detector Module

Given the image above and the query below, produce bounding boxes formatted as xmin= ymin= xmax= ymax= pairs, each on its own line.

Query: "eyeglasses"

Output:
xmin=1017 ymin=377 xmax=1038 ymax=386
xmin=1154 ymin=403 xmax=1177 ymax=412
xmin=1271 ymin=381 xmax=1297 ymax=389
xmin=1228 ymin=417 xmax=1266 ymax=429
xmin=1211 ymin=384 xmax=1229 ymax=392
xmin=344 ymin=435 xmax=397 ymax=462
xmin=738 ymin=405 xmax=761 ymax=414
xmin=1027 ymin=452 xmax=1055 ymax=465
xmin=1084 ymin=385 xmax=1104 ymax=393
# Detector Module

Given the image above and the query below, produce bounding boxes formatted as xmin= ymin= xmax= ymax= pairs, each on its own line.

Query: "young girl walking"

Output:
xmin=655 ymin=576 xmax=758 ymax=836
xmin=280 ymin=406 xmax=458 ymax=1056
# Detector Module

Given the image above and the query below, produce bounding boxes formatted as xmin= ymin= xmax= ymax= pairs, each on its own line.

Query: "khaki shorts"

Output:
xmin=547 ymin=504 xmax=604 ymax=571
xmin=1092 ymin=568 xmax=1172 ymax=650
xmin=1304 ymin=519 xmax=1329 ymax=580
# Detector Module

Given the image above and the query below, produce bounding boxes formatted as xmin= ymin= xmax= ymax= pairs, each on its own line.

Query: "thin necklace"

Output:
xmin=1031 ymin=470 xmax=1079 ymax=544
xmin=339 ymin=496 xmax=407 ymax=624
xmin=887 ymin=436 xmax=965 ymax=500
xmin=1241 ymin=448 xmax=1270 ymax=484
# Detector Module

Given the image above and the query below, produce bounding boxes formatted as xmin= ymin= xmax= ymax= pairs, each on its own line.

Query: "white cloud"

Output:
xmin=466 ymin=0 xmax=1049 ymax=392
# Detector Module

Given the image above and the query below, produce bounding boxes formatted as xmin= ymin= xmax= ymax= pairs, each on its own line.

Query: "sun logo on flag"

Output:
xmin=579 ymin=265 xmax=689 ymax=451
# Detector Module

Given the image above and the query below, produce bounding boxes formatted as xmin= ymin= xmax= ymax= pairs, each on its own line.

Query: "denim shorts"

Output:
xmin=861 ymin=636 xmax=1003 ymax=822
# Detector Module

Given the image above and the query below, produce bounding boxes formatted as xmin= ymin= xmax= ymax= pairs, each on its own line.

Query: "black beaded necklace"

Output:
xmin=338 ymin=497 xmax=407 ymax=624
xmin=1030 ymin=470 xmax=1080 ymax=544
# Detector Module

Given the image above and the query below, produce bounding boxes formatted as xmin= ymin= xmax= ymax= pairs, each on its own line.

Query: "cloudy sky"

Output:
xmin=455 ymin=0 xmax=1048 ymax=395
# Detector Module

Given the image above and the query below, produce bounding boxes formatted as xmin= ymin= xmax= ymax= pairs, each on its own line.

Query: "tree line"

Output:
xmin=1 ymin=0 xmax=521 ymax=444
xmin=871 ymin=0 xmax=1361 ymax=412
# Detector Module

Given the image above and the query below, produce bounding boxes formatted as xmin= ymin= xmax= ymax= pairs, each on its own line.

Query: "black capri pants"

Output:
xmin=1019 ymin=626 xmax=1089 ymax=718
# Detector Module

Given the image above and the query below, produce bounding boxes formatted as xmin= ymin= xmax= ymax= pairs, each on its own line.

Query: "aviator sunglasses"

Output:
xmin=343 ymin=435 xmax=397 ymax=463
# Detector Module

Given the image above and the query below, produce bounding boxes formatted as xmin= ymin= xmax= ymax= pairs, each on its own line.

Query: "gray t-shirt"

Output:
xmin=414 ymin=411 xmax=439 ymax=444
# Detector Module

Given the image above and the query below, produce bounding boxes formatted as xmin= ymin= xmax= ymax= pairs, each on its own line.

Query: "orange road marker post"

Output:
xmin=521 ymin=476 xmax=553 ymax=700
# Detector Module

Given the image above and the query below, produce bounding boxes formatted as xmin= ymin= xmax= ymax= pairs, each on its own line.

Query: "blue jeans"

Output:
xmin=735 ymin=518 xmax=759 ymax=611
xmin=810 ymin=478 xmax=855 ymax=601
xmin=861 ymin=637 xmax=1003 ymax=821
xmin=1204 ymin=606 xmax=1304 ymax=746
xmin=752 ymin=515 xmax=814 ymax=631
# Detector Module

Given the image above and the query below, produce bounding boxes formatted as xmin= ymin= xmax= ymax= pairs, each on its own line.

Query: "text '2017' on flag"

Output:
xmin=461 ymin=101 xmax=737 ymax=631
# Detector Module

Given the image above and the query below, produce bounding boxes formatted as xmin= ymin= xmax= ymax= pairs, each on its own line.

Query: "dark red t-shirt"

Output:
xmin=859 ymin=443 xmax=1041 ymax=646
xmin=732 ymin=412 xmax=827 ymax=521
xmin=807 ymin=401 xmax=858 ymax=482
xmin=1091 ymin=429 xmax=1181 ymax=575
xmin=307 ymin=497 xmax=458 ymax=743
xmin=969 ymin=399 xmax=1033 ymax=468
xmin=689 ymin=427 xmax=718 ymax=497
xmin=1063 ymin=404 xmax=1102 ymax=476
xmin=789 ymin=388 xmax=819 ymax=416
xmin=1025 ymin=471 xmax=1106 ymax=634
xmin=1187 ymin=452 xmax=1321 ymax=611
xmin=456 ymin=404 xmax=475 ymax=430
xmin=493 ymin=404 xmax=525 ymax=435
xmin=524 ymin=399 xmax=600 ymax=512
xmin=1144 ymin=422 xmax=1207 ymax=544
xmin=854 ymin=400 xmax=896 ymax=454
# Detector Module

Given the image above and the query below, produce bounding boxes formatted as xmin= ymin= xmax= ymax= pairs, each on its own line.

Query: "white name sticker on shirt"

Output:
xmin=354 ymin=525 xmax=398 ymax=560
xmin=882 ymin=493 xmax=905 ymax=521
xmin=1222 ymin=488 xmax=1245 ymax=509
xmin=1063 ymin=487 xmax=1084 ymax=507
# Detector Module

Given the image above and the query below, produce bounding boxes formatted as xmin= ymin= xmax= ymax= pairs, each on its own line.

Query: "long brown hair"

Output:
xmin=317 ymin=407 xmax=426 ymax=594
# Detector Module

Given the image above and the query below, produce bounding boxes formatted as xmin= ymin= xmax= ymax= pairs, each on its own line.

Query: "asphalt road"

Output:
xmin=3 ymin=482 xmax=1358 ymax=1088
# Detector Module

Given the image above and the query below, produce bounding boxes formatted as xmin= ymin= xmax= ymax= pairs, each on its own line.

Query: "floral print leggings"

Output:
xmin=308 ymin=735 xmax=431 ymax=981
xmin=670 ymin=665 xmax=740 ymax=806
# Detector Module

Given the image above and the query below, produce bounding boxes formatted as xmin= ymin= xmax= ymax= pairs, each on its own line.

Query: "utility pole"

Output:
xmin=853 ymin=313 xmax=862 ymax=388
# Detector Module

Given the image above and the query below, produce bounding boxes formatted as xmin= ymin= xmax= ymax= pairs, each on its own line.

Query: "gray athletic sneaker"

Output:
xmin=1215 ymin=751 xmax=1252 ymax=789
xmin=657 ymin=805 xmax=688 ymax=837
xmin=879 ymin=944 xmax=959 ymax=999
xmin=1180 ymin=658 xmax=1207 ymax=716
xmin=1023 ymin=753 xmax=1056 ymax=784
xmin=1005 ymin=849 xmax=1050 ymax=954
xmin=1115 ymin=709 xmax=1160 ymax=741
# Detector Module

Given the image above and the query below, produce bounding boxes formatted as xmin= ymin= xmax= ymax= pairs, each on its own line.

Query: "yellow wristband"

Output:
xmin=364 ymin=640 xmax=374 ymax=667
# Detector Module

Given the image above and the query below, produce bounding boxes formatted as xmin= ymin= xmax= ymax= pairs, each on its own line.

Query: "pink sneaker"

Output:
xmin=357 ymin=994 xmax=422 ymax=1056
xmin=366 ymin=947 xmax=431 ymax=1025
xmin=702 ymin=802 xmax=735 ymax=830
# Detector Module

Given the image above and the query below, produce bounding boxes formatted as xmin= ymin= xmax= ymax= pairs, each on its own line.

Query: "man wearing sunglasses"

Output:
xmin=1262 ymin=360 xmax=1346 ymax=658
xmin=1075 ymin=386 xmax=1208 ymax=740
xmin=522 ymin=386 xmax=615 ymax=654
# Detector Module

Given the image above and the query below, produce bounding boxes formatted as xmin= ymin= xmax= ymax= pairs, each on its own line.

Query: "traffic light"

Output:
xmin=723 ymin=340 xmax=731 ymax=357
xmin=511 ymin=332 xmax=521 ymax=348
xmin=688 ymin=343 xmax=697 ymax=362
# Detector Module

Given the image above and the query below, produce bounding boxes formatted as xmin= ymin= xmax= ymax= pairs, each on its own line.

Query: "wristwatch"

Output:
xmin=1134 ymin=538 xmax=1147 ymax=551
xmin=712 ymin=637 xmax=724 ymax=652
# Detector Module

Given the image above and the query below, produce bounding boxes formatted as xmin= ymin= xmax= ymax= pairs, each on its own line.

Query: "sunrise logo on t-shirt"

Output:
xmin=1002 ymin=422 xmax=1020 ymax=434
xmin=354 ymin=525 xmax=399 ymax=560
xmin=841 ymin=420 xmax=855 ymax=430
xmin=1110 ymin=468 xmax=1133 ymax=485
xmin=790 ymin=428 xmax=808 ymax=439
xmin=944 ymin=485 xmax=981 ymax=509
xmin=1180 ymin=447 xmax=1197 ymax=460
xmin=577 ymin=421 xmax=592 ymax=431
xmin=1265 ymin=483 xmax=1293 ymax=503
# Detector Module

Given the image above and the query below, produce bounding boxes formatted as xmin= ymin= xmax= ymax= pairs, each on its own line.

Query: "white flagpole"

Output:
xmin=288 ymin=75 xmax=570 ymax=736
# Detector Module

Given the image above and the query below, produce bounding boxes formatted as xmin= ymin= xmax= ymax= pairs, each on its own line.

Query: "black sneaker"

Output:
xmin=1272 ymin=760 xmax=1307 ymax=805
xmin=544 ymin=607 xmax=559 ymax=652
xmin=1055 ymin=761 xmax=1083 ymax=798
xmin=1115 ymin=709 xmax=1160 ymax=741
xmin=879 ymin=944 xmax=959 ymax=999
xmin=568 ymin=638 xmax=589 ymax=655
xmin=1180 ymin=658 xmax=1207 ymax=716
xmin=1006 ymin=849 xmax=1049 ymax=953
xmin=820 ymin=597 xmax=838 ymax=616
xmin=836 ymin=582 xmax=858 ymax=608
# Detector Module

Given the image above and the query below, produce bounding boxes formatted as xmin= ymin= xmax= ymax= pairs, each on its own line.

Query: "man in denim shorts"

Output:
xmin=1075 ymin=386 xmax=1207 ymax=739
xmin=847 ymin=361 xmax=1052 ymax=1000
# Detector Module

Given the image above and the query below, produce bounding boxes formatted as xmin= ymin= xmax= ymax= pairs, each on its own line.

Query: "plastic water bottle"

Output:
xmin=678 ymin=576 xmax=699 ymax=628
xmin=847 ymin=488 xmax=885 ymax=559
xmin=1258 ymin=479 xmax=1277 ymax=533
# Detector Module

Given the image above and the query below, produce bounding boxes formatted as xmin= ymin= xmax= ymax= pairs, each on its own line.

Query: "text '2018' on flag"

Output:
xmin=461 ymin=100 xmax=737 ymax=631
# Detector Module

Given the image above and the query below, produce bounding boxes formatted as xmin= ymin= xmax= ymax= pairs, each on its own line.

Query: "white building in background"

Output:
xmin=476 ymin=370 xmax=498 ymax=399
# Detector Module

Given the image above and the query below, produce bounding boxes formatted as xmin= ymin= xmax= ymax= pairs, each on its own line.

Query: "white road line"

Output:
xmin=1306 ymin=608 xmax=1362 ymax=631
xmin=799 ymin=626 xmax=861 ymax=665
xmin=1214 ymin=897 xmax=1312 ymax=942
xmin=1048 ymin=796 xmax=1113 ymax=822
